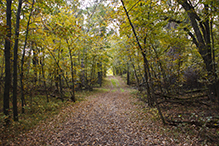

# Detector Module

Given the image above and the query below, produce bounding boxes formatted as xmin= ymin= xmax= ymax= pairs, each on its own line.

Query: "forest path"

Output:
xmin=12 ymin=76 xmax=168 ymax=145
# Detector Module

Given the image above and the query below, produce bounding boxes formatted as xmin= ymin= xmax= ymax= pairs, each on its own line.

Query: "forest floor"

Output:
xmin=6 ymin=76 xmax=216 ymax=145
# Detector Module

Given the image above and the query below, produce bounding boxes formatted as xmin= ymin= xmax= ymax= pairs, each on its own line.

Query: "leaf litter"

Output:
xmin=8 ymin=76 xmax=210 ymax=145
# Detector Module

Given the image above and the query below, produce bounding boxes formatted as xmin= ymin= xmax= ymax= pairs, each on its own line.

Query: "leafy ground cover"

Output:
xmin=1 ymin=76 xmax=218 ymax=145
xmin=0 ymin=88 xmax=99 ymax=145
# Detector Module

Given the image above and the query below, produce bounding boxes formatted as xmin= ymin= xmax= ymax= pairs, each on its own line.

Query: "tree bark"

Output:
xmin=12 ymin=0 xmax=23 ymax=121
xmin=127 ymin=61 xmax=130 ymax=85
xmin=120 ymin=0 xmax=153 ymax=106
xmin=97 ymin=62 xmax=102 ymax=87
xmin=40 ymin=55 xmax=49 ymax=103
xmin=4 ymin=0 xmax=12 ymax=125
xmin=177 ymin=0 xmax=218 ymax=100
xmin=66 ymin=40 xmax=76 ymax=102
xmin=20 ymin=0 xmax=35 ymax=113
xmin=32 ymin=43 xmax=38 ymax=84
xmin=130 ymin=56 xmax=139 ymax=88
xmin=59 ymin=74 xmax=64 ymax=102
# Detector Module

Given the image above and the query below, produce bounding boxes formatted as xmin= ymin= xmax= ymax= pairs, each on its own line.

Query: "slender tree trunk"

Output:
xmin=55 ymin=71 xmax=59 ymax=91
xmin=70 ymin=51 xmax=76 ymax=101
xmin=137 ymin=62 xmax=143 ymax=83
xmin=4 ymin=0 xmax=12 ymax=125
xmin=90 ymin=61 xmax=93 ymax=85
xmin=142 ymin=54 xmax=153 ymax=106
xmin=49 ymin=73 xmax=53 ymax=90
xmin=41 ymin=54 xmax=49 ymax=102
xmin=46 ymin=45 xmax=74 ymax=99
xmin=84 ymin=49 xmax=89 ymax=89
xmin=127 ymin=61 xmax=130 ymax=85
xmin=12 ymin=0 xmax=22 ymax=121
xmin=121 ymin=0 xmax=153 ymax=106
xmin=151 ymin=44 xmax=166 ymax=93
xmin=97 ymin=62 xmax=102 ymax=87
xmin=20 ymin=0 xmax=35 ymax=113
xmin=66 ymin=40 xmax=75 ymax=102
xmin=58 ymin=48 xmax=64 ymax=102
xmin=26 ymin=48 xmax=32 ymax=75
xmin=32 ymin=43 xmax=38 ymax=84
xmin=59 ymin=74 xmax=64 ymax=102
xmin=81 ymin=52 xmax=85 ymax=88
xmin=130 ymin=58 xmax=139 ymax=87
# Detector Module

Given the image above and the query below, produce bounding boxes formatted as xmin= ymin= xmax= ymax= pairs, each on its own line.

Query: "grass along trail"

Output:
xmin=10 ymin=76 xmax=202 ymax=145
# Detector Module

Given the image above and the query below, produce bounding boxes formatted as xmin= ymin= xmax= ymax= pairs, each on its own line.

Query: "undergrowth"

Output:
xmin=133 ymin=90 xmax=219 ymax=145
xmin=120 ymin=88 xmax=124 ymax=92
xmin=0 ymin=85 xmax=106 ymax=144
xmin=0 ymin=77 xmax=112 ymax=143
xmin=111 ymin=78 xmax=120 ymax=87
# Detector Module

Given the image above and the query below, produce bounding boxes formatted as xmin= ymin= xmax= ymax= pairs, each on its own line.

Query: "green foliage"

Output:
xmin=0 ymin=95 xmax=66 ymax=141
xmin=97 ymin=88 xmax=110 ymax=92
xmin=120 ymin=88 xmax=125 ymax=92
xmin=111 ymin=78 xmax=120 ymax=87
xmin=0 ymin=87 xmax=100 ymax=143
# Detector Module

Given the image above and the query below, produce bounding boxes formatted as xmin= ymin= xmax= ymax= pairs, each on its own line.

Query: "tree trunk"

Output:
xmin=47 ymin=46 xmax=73 ymax=100
xmin=4 ymin=0 xmax=12 ymax=125
xmin=151 ymin=44 xmax=166 ymax=93
xmin=142 ymin=54 xmax=153 ymax=106
xmin=41 ymin=54 xmax=49 ymax=102
xmin=130 ymin=60 xmax=139 ymax=88
xmin=32 ymin=43 xmax=38 ymax=84
xmin=127 ymin=61 xmax=130 ymax=85
xmin=97 ymin=62 xmax=102 ymax=87
xmin=12 ymin=0 xmax=22 ymax=121
xmin=84 ymin=49 xmax=89 ymax=89
xmin=59 ymin=74 xmax=64 ymax=102
xmin=58 ymin=48 xmax=64 ymax=102
xmin=121 ymin=0 xmax=153 ymax=106
xmin=178 ymin=0 xmax=218 ymax=100
xmin=66 ymin=39 xmax=76 ymax=102
xmin=20 ymin=0 xmax=35 ymax=113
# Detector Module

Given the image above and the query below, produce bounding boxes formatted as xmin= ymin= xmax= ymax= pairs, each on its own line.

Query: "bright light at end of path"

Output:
xmin=107 ymin=68 xmax=113 ymax=76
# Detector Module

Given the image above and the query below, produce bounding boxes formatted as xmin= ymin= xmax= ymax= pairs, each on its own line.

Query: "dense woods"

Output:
xmin=113 ymin=0 xmax=219 ymax=142
xmin=0 ymin=0 xmax=219 ymax=144
xmin=1 ymin=0 xmax=114 ymax=122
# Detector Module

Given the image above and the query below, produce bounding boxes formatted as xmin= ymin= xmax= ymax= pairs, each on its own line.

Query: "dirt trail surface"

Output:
xmin=10 ymin=76 xmax=197 ymax=145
